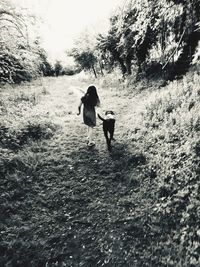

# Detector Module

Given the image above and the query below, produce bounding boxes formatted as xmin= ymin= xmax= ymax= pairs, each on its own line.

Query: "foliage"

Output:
xmin=0 ymin=82 xmax=58 ymax=150
xmin=38 ymin=48 xmax=54 ymax=77
xmin=69 ymin=31 xmax=104 ymax=78
xmin=95 ymin=0 xmax=200 ymax=79
xmin=0 ymin=0 xmax=55 ymax=84
xmin=54 ymin=61 xmax=63 ymax=77
xmin=123 ymin=70 xmax=200 ymax=266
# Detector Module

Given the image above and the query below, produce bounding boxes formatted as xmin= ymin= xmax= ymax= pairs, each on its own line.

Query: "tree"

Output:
xmin=0 ymin=0 xmax=53 ymax=83
xmin=37 ymin=48 xmax=54 ymax=77
xmin=165 ymin=0 xmax=200 ymax=78
xmin=97 ymin=15 xmax=128 ymax=76
xmin=96 ymin=0 xmax=157 ymax=76
xmin=96 ymin=0 xmax=200 ymax=79
xmin=54 ymin=61 xmax=63 ymax=76
xmin=69 ymin=30 xmax=99 ymax=78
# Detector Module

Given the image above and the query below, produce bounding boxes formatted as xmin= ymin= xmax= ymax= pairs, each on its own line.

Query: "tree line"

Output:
xmin=1 ymin=0 xmax=199 ymax=84
xmin=0 ymin=0 xmax=78 ymax=84
xmin=70 ymin=0 xmax=200 ymax=80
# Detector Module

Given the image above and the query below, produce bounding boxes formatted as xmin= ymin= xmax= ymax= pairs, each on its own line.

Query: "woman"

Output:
xmin=77 ymin=85 xmax=100 ymax=146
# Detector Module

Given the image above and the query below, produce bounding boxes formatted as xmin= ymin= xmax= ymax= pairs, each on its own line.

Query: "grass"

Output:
xmin=122 ymin=70 xmax=200 ymax=266
xmin=0 ymin=71 xmax=200 ymax=266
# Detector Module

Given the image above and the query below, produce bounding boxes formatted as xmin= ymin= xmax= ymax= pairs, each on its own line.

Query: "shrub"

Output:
xmin=0 ymin=121 xmax=57 ymax=150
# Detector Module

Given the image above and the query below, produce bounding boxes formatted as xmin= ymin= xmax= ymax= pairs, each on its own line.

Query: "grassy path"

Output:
xmin=1 ymin=75 xmax=155 ymax=267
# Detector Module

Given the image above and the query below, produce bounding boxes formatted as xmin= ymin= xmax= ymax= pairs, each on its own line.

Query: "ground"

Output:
xmin=2 ymin=73 xmax=196 ymax=267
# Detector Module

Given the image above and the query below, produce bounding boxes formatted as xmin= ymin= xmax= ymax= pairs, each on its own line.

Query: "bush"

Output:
xmin=54 ymin=61 xmax=63 ymax=76
xmin=0 ymin=121 xmax=56 ymax=150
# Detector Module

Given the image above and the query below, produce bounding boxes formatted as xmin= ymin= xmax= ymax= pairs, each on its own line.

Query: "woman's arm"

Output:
xmin=77 ymin=101 xmax=82 ymax=115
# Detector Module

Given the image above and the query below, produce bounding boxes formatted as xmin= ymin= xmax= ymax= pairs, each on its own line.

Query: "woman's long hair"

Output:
xmin=83 ymin=85 xmax=100 ymax=107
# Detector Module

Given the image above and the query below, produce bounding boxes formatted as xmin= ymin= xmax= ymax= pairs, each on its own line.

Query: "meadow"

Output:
xmin=1 ymin=71 xmax=200 ymax=266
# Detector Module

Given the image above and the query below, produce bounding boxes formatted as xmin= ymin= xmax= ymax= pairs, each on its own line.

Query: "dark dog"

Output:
xmin=98 ymin=111 xmax=115 ymax=151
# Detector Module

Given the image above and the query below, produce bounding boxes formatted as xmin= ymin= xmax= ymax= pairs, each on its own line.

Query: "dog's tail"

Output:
xmin=98 ymin=114 xmax=105 ymax=122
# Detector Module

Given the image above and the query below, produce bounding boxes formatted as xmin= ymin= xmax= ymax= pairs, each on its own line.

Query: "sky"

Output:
xmin=12 ymin=0 xmax=124 ymax=61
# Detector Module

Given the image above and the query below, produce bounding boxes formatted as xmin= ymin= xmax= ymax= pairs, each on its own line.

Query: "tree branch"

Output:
xmin=162 ymin=29 xmax=186 ymax=70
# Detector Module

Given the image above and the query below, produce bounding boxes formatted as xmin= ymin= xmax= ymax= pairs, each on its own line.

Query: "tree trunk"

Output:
xmin=99 ymin=61 xmax=104 ymax=76
xmin=117 ymin=57 xmax=127 ymax=76
xmin=169 ymin=31 xmax=200 ymax=80
xmin=125 ymin=56 xmax=132 ymax=75
xmin=92 ymin=65 xmax=97 ymax=78
xmin=110 ymin=49 xmax=127 ymax=76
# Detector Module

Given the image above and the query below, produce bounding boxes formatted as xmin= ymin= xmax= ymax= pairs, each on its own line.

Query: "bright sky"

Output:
xmin=12 ymin=0 xmax=124 ymax=61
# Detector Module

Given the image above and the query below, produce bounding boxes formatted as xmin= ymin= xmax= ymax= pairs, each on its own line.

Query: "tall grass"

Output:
xmin=124 ymin=70 xmax=200 ymax=266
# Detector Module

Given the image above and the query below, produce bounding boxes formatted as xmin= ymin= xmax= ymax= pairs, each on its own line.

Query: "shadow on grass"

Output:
xmin=71 ymin=140 xmax=146 ymax=176
xmin=109 ymin=141 xmax=129 ymax=160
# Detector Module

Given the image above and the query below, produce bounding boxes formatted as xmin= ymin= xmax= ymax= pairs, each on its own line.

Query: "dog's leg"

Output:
xmin=103 ymin=129 xmax=111 ymax=151
xmin=108 ymin=131 xmax=113 ymax=151
xmin=110 ymin=129 xmax=114 ymax=141
xmin=108 ymin=139 xmax=112 ymax=151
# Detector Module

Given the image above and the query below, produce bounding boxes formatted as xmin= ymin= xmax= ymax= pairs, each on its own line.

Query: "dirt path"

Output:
xmin=1 ymin=75 xmax=154 ymax=267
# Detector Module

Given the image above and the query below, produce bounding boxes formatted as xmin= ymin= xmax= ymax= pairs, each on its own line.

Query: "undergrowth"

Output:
xmin=125 ymin=70 xmax=200 ymax=266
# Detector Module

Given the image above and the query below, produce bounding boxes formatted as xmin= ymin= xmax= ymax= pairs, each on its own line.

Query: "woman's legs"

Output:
xmin=87 ymin=127 xmax=89 ymax=139
xmin=88 ymin=126 xmax=94 ymax=145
